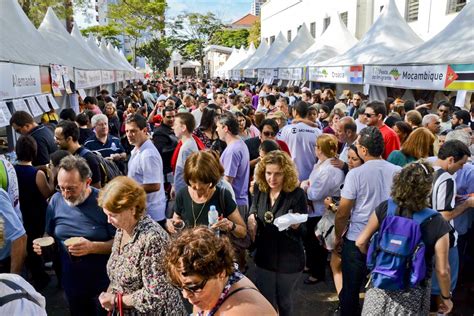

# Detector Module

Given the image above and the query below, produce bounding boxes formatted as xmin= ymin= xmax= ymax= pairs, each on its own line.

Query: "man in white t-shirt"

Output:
xmin=126 ymin=114 xmax=167 ymax=227
xmin=278 ymin=101 xmax=321 ymax=181
xmin=335 ymin=126 xmax=401 ymax=315
xmin=192 ymin=97 xmax=208 ymax=127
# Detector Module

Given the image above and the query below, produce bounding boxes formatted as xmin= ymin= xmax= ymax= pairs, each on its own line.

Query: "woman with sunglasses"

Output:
xmin=164 ymin=227 xmax=276 ymax=316
xmin=97 ymin=176 xmax=186 ymax=315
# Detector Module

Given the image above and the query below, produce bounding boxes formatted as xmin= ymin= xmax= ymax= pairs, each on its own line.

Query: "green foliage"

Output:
xmin=136 ymin=38 xmax=171 ymax=72
xmin=211 ymin=28 xmax=249 ymax=48
xmin=19 ymin=0 xmax=87 ymax=30
xmin=80 ymin=23 xmax=122 ymax=48
xmin=248 ymin=19 xmax=261 ymax=47
xmin=167 ymin=12 xmax=223 ymax=77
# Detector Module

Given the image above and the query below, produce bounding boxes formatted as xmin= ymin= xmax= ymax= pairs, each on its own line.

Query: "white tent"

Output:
xmin=216 ymin=47 xmax=237 ymax=77
xmin=365 ymin=1 xmax=474 ymax=92
xmin=107 ymin=43 xmax=136 ymax=72
xmin=241 ymin=40 xmax=270 ymax=78
xmin=230 ymin=42 xmax=256 ymax=80
xmin=0 ymin=0 xmax=67 ymax=66
xmin=38 ymin=8 xmax=98 ymax=70
xmin=255 ymin=32 xmax=289 ymax=82
xmin=99 ymin=41 xmax=128 ymax=71
xmin=317 ymin=0 xmax=422 ymax=67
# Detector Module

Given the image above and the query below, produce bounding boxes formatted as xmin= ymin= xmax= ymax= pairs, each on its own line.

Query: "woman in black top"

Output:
xmin=356 ymin=161 xmax=452 ymax=315
xmin=248 ymin=150 xmax=307 ymax=316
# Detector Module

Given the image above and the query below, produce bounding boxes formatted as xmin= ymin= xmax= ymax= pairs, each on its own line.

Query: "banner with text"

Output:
xmin=0 ymin=63 xmax=42 ymax=100
xmin=308 ymin=65 xmax=363 ymax=84
xmin=74 ymin=69 xmax=102 ymax=89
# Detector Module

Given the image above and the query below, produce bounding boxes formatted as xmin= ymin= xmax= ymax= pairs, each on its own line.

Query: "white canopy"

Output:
xmin=0 ymin=0 xmax=66 ymax=66
xmin=242 ymin=40 xmax=270 ymax=70
xmin=71 ymin=26 xmax=117 ymax=70
xmin=373 ymin=1 xmax=474 ymax=65
xmin=254 ymin=32 xmax=289 ymax=69
xmin=246 ymin=42 xmax=256 ymax=56
xmin=272 ymin=24 xmax=315 ymax=68
xmin=107 ymin=43 xmax=136 ymax=72
xmin=290 ymin=14 xmax=358 ymax=68
xmin=99 ymin=40 xmax=129 ymax=71
xmin=182 ymin=60 xmax=201 ymax=68
xmin=317 ymin=0 xmax=422 ymax=66
xmin=38 ymin=8 xmax=98 ymax=69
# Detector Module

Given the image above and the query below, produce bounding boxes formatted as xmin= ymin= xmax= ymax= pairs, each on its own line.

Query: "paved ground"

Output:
xmin=40 ymin=260 xmax=474 ymax=316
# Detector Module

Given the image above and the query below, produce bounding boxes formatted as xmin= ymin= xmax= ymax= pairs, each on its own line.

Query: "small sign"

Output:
xmin=36 ymin=94 xmax=49 ymax=111
xmin=0 ymin=101 xmax=10 ymax=127
xmin=25 ymin=97 xmax=44 ymax=117
xmin=47 ymin=94 xmax=60 ymax=110
xmin=12 ymin=98 xmax=31 ymax=114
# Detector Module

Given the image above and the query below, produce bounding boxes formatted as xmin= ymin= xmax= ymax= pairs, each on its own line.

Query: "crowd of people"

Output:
xmin=0 ymin=77 xmax=474 ymax=316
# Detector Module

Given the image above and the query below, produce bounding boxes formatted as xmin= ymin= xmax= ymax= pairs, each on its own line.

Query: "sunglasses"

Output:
xmin=364 ymin=112 xmax=376 ymax=118
xmin=263 ymin=131 xmax=275 ymax=137
xmin=177 ymin=278 xmax=208 ymax=293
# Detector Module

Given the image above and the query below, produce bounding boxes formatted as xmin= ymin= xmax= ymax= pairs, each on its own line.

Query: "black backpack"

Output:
xmin=78 ymin=148 xmax=122 ymax=186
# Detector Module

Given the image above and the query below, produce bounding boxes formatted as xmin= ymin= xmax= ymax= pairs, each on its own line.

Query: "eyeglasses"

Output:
xmin=262 ymin=131 xmax=275 ymax=137
xmin=364 ymin=112 xmax=376 ymax=118
xmin=177 ymin=278 xmax=208 ymax=294
xmin=165 ymin=116 xmax=175 ymax=119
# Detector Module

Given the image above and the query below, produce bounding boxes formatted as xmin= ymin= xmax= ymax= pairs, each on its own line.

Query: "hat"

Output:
xmin=270 ymin=111 xmax=287 ymax=121
xmin=338 ymin=93 xmax=348 ymax=100
xmin=334 ymin=102 xmax=348 ymax=114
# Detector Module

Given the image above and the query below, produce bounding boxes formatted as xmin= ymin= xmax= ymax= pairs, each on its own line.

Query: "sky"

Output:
xmin=166 ymin=0 xmax=253 ymax=23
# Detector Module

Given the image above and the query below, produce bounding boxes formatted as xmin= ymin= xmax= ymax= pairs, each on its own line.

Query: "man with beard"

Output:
xmin=34 ymin=155 xmax=114 ymax=315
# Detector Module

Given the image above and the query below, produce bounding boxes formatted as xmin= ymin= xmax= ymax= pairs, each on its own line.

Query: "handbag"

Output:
xmin=108 ymin=293 xmax=123 ymax=316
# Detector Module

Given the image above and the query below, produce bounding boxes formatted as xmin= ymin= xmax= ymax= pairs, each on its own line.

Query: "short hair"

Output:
xmin=15 ymin=135 xmax=37 ymax=162
xmin=59 ymin=108 xmax=77 ymax=121
xmin=259 ymin=118 xmax=279 ymax=133
xmin=394 ymin=121 xmax=413 ymax=136
xmin=98 ymin=176 xmax=146 ymax=219
xmin=422 ymin=114 xmax=439 ymax=127
xmin=293 ymin=101 xmax=310 ymax=118
xmin=446 ymin=129 xmax=471 ymax=147
xmin=358 ymin=126 xmax=385 ymax=157
xmin=164 ymin=227 xmax=235 ymax=286
xmin=391 ymin=160 xmax=434 ymax=212
xmin=404 ymin=100 xmax=415 ymax=112
xmin=175 ymin=112 xmax=195 ymax=133
xmin=161 ymin=106 xmax=175 ymax=116
xmin=339 ymin=116 xmax=357 ymax=133
xmin=184 ymin=151 xmax=224 ymax=188
xmin=10 ymin=111 xmax=34 ymax=127
xmin=91 ymin=114 xmax=108 ymax=128
xmin=437 ymin=100 xmax=452 ymax=109
xmin=438 ymin=140 xmax=471 ymax=162
xmin=259 ymin=140 xmax=280 ymax=154
xmin=83 ymin=96 xmax=97 ymax=105
xmin=366 ymin=100 xmax=387 ymax=119
xmin=317 ymin=134 xmax=339 ymax=158
xmin=57 ymin=120 xmax=79 ymax=142
xmin=453 ymin=110 xmax=470 ymax=124
xmin=265 ymin=95 xmax=277 ymax=106
xmin=401 ymin=127 xmax=435 ymax=159
xmin=405 ymin=110 xmax=422 ymax=127
xmin=218 ymin=113 xmax=239 ymax=136
xmin=126 ymin=114 xmax=147 ymax=130
xmin=58 ymin=155 xmax=92 ymax=181
xmin=75 ymin=113 xmax=89 ymax=127
xmin=50 ymin=150 xmax=71 ymax=167
xmin=255 ymin=150 xmax=298 ymax=193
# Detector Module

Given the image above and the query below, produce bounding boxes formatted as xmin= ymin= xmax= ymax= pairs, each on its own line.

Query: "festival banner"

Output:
xmin=278 ymin=69 xmax=291 ymax=80
xmin=243 ymin=69 xmax=255 ymax=78
xmin=115 ymin=71 xmax=125 ymax=82
xmin=291 ymin=68 xmax=303 ymax=81
xmin=101 ymin=70 xmax=115 ymax=84
xmin=363 ymin=64 xmax=473 ymax=91
xmin=308 ymin=65 xmax=363 ymax=84
xmin=0 ymin=63 xmax=42 ymax=100
xmin=74 ymin=69 xmax=102 ymax=89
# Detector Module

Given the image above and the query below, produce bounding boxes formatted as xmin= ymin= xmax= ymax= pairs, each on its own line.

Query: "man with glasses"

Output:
xmin=437 ymin=101 xmax=452 ymax=133
xmin=335 ymin=127 xmax=401 ymax=316
xmin=34 ymin=155 xmax=115 ymax=315
xmin=364 ymin=101 xmax=400 ymax=159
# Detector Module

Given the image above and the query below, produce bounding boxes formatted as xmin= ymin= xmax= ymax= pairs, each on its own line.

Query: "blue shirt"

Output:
xmin=0 ymin=189 xmax=25 ymax=260
xmin=84 ymin=134 xmax=125 ymax=158
xmin=454 ymin=163 xmax=474 ymax=235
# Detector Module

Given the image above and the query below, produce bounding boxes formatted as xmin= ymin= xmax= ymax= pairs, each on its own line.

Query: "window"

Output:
xmin=323 ymin=17 xmax=331 ymax=32
xmin=380 ymin=5 xmax=384 ymax=12
xmin=270 ymin=35 xmax=275 ymax=44
xmin=339 ymin=12 xmax=348 ymax=26
xmin=406 ymin=0 xmax=419 ymax=22
xmin=446 ymin=0 xmax=466 ymax=14
xmin=310 ymin=22 xmax=316 ymax=38
xmin=287 ymin=30 xmax=292 ymax=42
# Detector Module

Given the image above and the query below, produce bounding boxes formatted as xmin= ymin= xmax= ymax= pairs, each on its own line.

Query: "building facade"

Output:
xmin=204 ymin=45 xmax=233 ymax=79
xmin=251 ymin=0 xmax=267 ymax=16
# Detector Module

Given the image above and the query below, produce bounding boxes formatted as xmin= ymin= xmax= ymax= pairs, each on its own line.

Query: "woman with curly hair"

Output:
xmin=97 ymin=176 xmax=186 ymax=315
xmin=247 ymin=150 xmax=307 ymax=316
xmin=355 ymin=161 xmax=452 ymax=315
xmin=388 ymin=127 xmax=435 ymax=167
xmin=164 ymin=227 xmax=276 ymax=316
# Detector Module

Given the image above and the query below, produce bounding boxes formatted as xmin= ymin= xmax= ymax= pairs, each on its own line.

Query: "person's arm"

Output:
xmin=213 ymin=209 xmax=247 ymax=238
xmin=434 ymin=233 xmax=453 ymax=314
xmin=440 ymin=197 xmax=474 ymax=221
xmin=224 ymin=175 xmax=234 ymax=184
xmin=142 ymin=183 xmax=160 ymax=193
xmin=36 ymin=169 xmax=55 ymax=199
xmin=355 ymin=212 xmax=380 ymax=254
xmin=249 ymin=157 xmax=260 ymax=168
xmin=10 ymin=234 xmax=27 ymax=274
xmin=67 ymin=237 xmax=114 ymax=256
xmin=335 ymin=198 xmax=354 ymax=239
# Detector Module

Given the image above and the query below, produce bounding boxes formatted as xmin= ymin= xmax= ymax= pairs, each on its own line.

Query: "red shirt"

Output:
xmin=379 ymin=124 xmax=400 ymax=159
xmin=276 ymin=140 xmax=291 ymax=157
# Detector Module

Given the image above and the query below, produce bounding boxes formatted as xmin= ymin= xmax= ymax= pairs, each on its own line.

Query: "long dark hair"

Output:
xmin=199 ymin=107 xmax=218 ymax=131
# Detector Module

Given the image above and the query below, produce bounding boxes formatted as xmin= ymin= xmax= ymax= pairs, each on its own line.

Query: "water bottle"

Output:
xmin=208 ymin=205 xmax=219 ymax=236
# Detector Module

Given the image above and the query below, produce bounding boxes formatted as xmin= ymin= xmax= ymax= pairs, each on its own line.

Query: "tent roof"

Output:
xmin=182 ymin=60 xmax=200 ymax=68
xmin=0 ymin=0 xmax=66 ymax=65
xmin=70 ymin=26 xmax=117 ymax=70
xmin=38 ymin=8 xmax=98 ymax=69
xmin=290 ymin=13 xmax=358 ymax=67
xmin=271 ymin=24 xmax=315 ymax=68
xmin=317 ymin=0 xmax=422 ymax=66
xmin=218 ymin=47 xmax=238 ymax=72
xmin=98 ymin=40 xmax=129 ymax=71
xmin=373 ymin=1 xmax=474 ymax=65
xmin=254 ymin=32 xmax=289 ymax=69
xmin=238 ymin=40 xmax=270 ymax=70
xmin=107 ymin=43 xmax=136 ymax=72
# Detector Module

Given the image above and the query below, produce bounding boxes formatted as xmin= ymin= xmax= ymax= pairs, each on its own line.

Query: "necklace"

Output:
xmin=191 ymin=200 xmax=207 ymax=227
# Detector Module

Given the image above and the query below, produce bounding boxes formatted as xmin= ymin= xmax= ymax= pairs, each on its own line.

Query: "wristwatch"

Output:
xmin=440 ymin=292 xmax=452 ymax=300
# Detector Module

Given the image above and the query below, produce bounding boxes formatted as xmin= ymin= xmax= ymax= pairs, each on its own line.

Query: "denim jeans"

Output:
xmin=339 ymin=238 xmax=367 ymax=316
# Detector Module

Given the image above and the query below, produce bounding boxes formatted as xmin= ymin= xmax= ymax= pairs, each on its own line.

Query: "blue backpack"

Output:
xmin=366 ymin=199 xmax=437 ymax=290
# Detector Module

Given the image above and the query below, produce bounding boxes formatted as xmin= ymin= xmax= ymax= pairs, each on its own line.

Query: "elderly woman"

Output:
xmin=247 ymin=150 xmax=307 ymax=316
xmin=97 ymin=176 xmax=186 ymax=315
xmin=164 ymin=227 xmax=276 ymax=316
xmin=387 ymin=127 xmax=435 ymax=167
xmin=356 ymin=161 xmax=452 ymax=315
xmin=300 ymin=134 xmax=345 ymax=285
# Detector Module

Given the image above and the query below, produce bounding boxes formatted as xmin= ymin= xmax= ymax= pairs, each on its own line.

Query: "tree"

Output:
xmin=167 ymin=12 xmax=223 ymax=78
xmin=137 ymin=38 xmax=171 ymax=72
xmin=248 ymin=19 xmax=261 ymax=47
xmin=211 ymin=28 xmax=249 ymax=48
xmin=108 ymin=0 xmax=167 ymax=67
xmin=80 ymin=23 xmax=122 ymax=48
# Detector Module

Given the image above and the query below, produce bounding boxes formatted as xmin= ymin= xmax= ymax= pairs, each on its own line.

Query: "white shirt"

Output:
xmin=0 ymin=274 xmax=46 ymax=315
xmin=341 ymin=159 xmax=401 ymax=241
xmin=192 ymin=108 xmax=204 ymax=127
xmin=355 ymin=118 xmax=366 ymax=133
xmin=128 ymin=140 xmax=166 ymax=221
